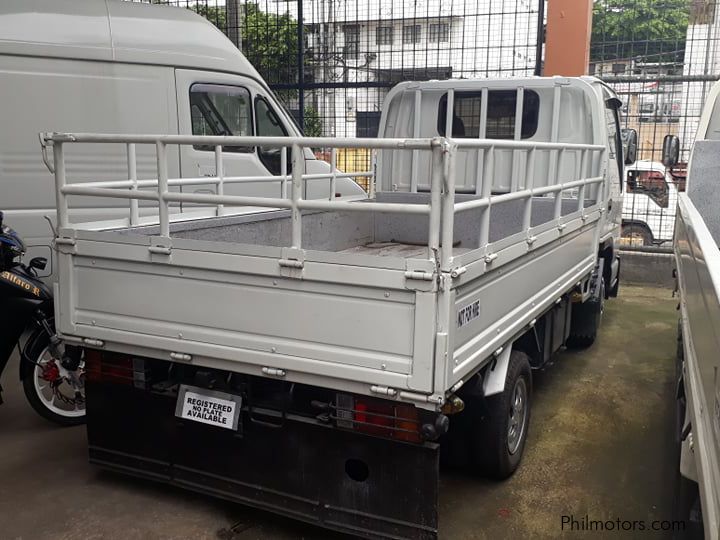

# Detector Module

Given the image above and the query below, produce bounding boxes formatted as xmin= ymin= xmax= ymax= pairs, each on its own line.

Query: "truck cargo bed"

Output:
xmin=43 ymin=118 xmax=609 ymax=410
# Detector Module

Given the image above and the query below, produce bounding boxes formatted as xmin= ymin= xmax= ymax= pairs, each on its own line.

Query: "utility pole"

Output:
xmin=227 ymin=0 xmax=242 ymax=52
xmin=297 ymin=0 xmax=305 ymax=132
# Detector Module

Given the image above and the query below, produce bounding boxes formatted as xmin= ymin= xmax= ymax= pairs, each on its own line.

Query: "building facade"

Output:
xmin=269 ymin=0 xmax=541 ymax=137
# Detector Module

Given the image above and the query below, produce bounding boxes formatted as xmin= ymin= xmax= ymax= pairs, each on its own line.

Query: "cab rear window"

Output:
xmin=438 ymin=90 xmax=540 ymax=139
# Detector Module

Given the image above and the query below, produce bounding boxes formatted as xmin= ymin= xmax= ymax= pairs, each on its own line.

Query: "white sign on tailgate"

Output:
xmin=175 ymin=385 xmax=242 ymax=430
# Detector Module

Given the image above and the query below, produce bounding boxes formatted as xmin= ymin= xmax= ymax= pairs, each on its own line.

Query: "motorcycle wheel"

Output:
xmin=22 ymin=330 xmax=85 ymax=426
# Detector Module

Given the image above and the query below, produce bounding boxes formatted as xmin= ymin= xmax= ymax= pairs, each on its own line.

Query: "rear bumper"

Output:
xmin=86 ymin=382 xmax=439 ymax=539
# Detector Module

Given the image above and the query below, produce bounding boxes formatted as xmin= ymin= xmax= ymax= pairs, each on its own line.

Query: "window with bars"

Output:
xmin=344 ymin=24 xmax=360 ymax=58
xmin=437 ymin=90 xmax=540 ymax=140
xmin=428 ymin=22 xmax=449 ymax=43
xmin=402 ymin=24 xmax=421 ymax=44
xmin=376 ymin=25 xmax=394 ymax=46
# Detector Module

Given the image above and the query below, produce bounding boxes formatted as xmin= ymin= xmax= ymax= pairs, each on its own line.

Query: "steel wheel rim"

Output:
xmin=507 ymin=378 xmax=528 ymax=455
xmin=623 ymin=230 xmax=648 ymax=247
xmin=32 ymin=346 xmax=85 ymax=418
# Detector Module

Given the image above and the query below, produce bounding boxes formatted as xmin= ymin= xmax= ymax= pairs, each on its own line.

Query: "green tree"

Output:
xmin=186 ymin=2 xmax=309 ymax=129
xmin=187 ymin=2 xmax=298 ymax=85
xmin=189 ymin=3 xmax=226 ymax=30
xmin=303 ymin=106 xmax=322 ymax=137
xmin=591 ymin=0 xmax=690 ymax=63
xmin=242 ymin=3 xmax=299 ymax=85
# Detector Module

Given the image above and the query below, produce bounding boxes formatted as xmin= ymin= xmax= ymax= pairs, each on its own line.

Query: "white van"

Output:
xmin=621 ymin=160 xmax=678 ymax=245
xmin=0 ymin=0 xmax=364 ymax=276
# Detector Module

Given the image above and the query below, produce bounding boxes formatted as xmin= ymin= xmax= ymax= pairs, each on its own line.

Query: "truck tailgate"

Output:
xmin=56 ymin=231 xmax=437 ymax=398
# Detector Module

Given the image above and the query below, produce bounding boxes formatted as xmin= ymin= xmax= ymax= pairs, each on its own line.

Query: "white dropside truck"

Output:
xmin=45 ymin=76 xmax=629 ymax=539
xmin=673 ymin=80 xmax=720 ymax=539
xmin=622 ymin=160 xmax=680 ymax=246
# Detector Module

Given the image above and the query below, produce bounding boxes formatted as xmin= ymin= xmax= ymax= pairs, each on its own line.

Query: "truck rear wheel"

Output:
xmin=621 ymin=223 xmax=653 ymax=246
xmin=672 ymin=323 xmax=704 ymax=538
xmin=472 ymin=351 xmax=532 ymax=479
xmin=567 ymin=279 xmax=605 ymax=349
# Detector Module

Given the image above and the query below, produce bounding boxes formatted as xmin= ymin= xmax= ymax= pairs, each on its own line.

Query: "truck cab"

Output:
xmin=622 ymin=160 xmax=679 ymax=246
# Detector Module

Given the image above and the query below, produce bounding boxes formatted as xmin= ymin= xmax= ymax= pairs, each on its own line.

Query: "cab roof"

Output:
xmin=0 ymin=0 xmax=262 ymax=79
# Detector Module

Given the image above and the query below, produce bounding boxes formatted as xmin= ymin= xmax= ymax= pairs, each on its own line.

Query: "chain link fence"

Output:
xmin=593 ymin=0 xmax=720 ymax=249
xmin=136 ymin=0 xmax=544 ymax=189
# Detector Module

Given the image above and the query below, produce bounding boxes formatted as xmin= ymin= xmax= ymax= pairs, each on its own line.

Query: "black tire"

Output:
xmin=677 ymin=318 xmax=684 ymax=377
xmin=567 ymin=279 xmax=605 ymax=349
xmin=471 ymin=351 xmax=532 ymax=480
xmin=21 ymin=330 xmax=85 ymax=426
xmin=608 ymin=256 xmax=621 ymax=298
xmin=621 ymin=223 xmax=653 ymax=246
xmin=675 ymin=319 xmax=685 ymax=443
xmin=671 ymin=320 xmax=703 ymax=539
xmin=672 ymin=472 xmax=703 ymax=540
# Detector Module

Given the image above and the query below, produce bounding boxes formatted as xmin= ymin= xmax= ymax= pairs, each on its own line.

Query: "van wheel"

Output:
xmin=567 ymin=279 xmax=605 ymax=349
xmin=621 ymin=223 xmax=653 ymax=247
xmin=472 ymin=351 xmax=532 ymax=480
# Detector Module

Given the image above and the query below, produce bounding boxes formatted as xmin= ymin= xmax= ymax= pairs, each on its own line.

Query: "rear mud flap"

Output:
xmin=86 ymin=383 xmax=439 ymax=539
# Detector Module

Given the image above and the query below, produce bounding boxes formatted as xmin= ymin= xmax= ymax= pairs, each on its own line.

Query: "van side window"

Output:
xmin=190 ymin=84 xmax=252 ymax=152
xmin=438 ymin=90 xmax=540 ymax=139
xmin=627 ymin=170 xmax=669 ymax=208
xmin=255 ymin=97 xmax=288 ymax=176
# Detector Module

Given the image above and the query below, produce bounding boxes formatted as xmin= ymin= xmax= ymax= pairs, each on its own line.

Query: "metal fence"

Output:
xmin=134 ymin=0 xmax=720 ymax=251
xmin=593 ymin=0 xmax=720 ymax=248
xmin=138 ymin=0 xmax=544 ymax=189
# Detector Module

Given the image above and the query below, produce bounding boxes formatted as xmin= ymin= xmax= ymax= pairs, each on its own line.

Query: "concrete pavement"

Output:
xmin=0 ymin=285 xmax=680 ymax=539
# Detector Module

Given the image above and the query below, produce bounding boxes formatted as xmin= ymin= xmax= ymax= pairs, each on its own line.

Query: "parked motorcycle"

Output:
xmin=0 ymin=211 xmax=85 ymax=425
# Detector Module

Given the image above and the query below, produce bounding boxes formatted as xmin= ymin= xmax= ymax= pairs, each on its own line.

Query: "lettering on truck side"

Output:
xmin=457 ymin=300 xmax=481 ymax=328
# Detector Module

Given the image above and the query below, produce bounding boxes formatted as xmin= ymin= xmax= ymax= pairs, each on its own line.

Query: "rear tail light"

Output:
xmin=334 ymin=393 xmax=422 ymax=443
xmin=85 ymin=350 xmax=146 ymax=387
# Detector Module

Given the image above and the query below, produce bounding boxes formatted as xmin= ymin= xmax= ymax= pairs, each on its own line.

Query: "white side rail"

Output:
xmin=41 ymin=132 xmax=605 ymax=272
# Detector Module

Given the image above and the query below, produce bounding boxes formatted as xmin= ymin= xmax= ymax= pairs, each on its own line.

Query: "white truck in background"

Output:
xmin=44 ymin=73 xmax=630 ymax=538
xmin=673 ymin=80 xmax=720 ymax=539
xmin=622 ymin=160 xmax=680 ymax=246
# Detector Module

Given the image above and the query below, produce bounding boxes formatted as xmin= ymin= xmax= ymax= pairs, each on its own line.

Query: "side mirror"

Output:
xmin=621 ymin=128 xmax=638 ymax=165
xmin=662 ymin=134 xmax=680 ymax=168
xmin=29 ymin=257 xmax=47 ymax=271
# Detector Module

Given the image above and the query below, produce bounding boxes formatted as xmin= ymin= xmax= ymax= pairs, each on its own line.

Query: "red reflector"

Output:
xmin=355 ymin=400 xmax=368 ymax=425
